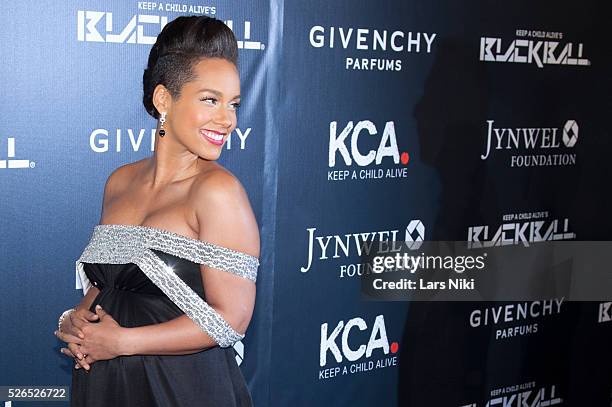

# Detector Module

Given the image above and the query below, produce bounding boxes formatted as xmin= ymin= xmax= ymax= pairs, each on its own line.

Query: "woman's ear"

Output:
xmin=152 ymin=84 xmax=171 ymax=116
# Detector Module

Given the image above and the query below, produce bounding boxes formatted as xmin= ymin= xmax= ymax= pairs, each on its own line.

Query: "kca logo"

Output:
xmin=320 ymin=314 xmax=398 ymax=367
xmin=328 ymin=120 xmax=409 ymax=167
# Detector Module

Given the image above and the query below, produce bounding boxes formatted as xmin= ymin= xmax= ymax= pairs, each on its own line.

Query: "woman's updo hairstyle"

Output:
xmin=143 ymin=16 xmax=238 ymax=119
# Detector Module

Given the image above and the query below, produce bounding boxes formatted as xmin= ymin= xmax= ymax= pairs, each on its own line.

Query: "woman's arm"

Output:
xmin=58 ymin=286 xmax=100 ymax=337
xmin=103 ymin=273 xmax=255 ymax=356
xmin=119 ymin=312 xmax=231 ymax=356
xmin=76 ymin=286 xmax=100 ymax=312
xmin=56 ymin=285 xmax=101 ymax=370
xmin=57 ymin=165 xmax=121 ymax=364
xmin=81 ymin=170 xmax=259 ymax=358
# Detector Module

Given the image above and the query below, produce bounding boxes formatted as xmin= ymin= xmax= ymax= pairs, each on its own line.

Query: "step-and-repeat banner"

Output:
xmin=1 ymin=1 xmax=610 ymax=406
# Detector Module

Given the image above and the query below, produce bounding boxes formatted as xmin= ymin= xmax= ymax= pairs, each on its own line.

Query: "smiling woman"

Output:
xmin=54 ymin=15 xmax=260 ymax=407
xmin=156 ymin=57 xmax=241 ymax=157
xmin=142 ymin=16 xmax=241 ymax=161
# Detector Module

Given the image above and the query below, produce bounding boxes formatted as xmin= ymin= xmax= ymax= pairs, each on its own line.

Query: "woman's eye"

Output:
xmin=201 ymin=97 xmax=217 ymax=105
xmin=201 ymin=97 xmax=240 ymax=111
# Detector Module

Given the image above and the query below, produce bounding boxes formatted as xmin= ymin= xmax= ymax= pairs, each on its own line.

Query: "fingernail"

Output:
xmin=75 ymin=364 xmax=80 ymax=369
xmin=60 ymin=349 xmax=64 ymax=354
xmin=96 ymin=305 xmax=101 ymax=310
xmin=78 ymin=333 xmax=84 ymax=339
xmin=54 ymin=331 xmax=58 ymax=336
xmin=77 ymin=353 xmax=83 ymax=360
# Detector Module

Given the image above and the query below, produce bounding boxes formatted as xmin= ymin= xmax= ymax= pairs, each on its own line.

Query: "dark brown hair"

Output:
xmin=142 ymin=16 xmax=238 ymax=119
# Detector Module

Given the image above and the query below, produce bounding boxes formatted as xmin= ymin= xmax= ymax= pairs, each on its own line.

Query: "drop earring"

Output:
xmin=159 ymin=112 xmax=167 ymax=137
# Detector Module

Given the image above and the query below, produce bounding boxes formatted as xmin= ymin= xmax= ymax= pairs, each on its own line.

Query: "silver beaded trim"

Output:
xmin=79 ymin=224 xmax=259 ymax=281
xmin=74 ymin=224 xmax=259 ymax=348
xmin=135 ymin=250 xmax=244 ymax=347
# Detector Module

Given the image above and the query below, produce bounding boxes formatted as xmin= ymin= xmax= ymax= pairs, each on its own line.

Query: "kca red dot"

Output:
xmin=400 ymin=152 xmax=410 ymax=165
xmin=390 ymin=342 xmax=399 ymax=353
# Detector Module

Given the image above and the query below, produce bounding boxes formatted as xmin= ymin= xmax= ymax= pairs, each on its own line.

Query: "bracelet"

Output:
xmin=58 ymin=308 xmax=76 ymax=332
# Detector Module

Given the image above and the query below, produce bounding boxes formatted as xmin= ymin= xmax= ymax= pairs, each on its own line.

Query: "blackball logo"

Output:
xmin=77 ymin=11 xmax=265 ymax=50
xmin=328 ymin=120 xmax=409 ymax=167
xmin=460 ymin=384 xmax=562 ymax=406
xmin=598 ymin=302 xmax=612 ymax=323
xmin=320 ymin=314 xmax=398 ymax=367
xmin=0 ymin=137 xmax=34 ymax=169
xmin=480 ymin=36 xmax=590 ymax=68
xmin=77 ymin=11 xmax=167 ymax=44
xmin=467 ymin=218 xmax=575 ymax=248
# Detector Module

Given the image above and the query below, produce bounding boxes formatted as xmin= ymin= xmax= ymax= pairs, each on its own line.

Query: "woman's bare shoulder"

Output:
xmin=189 ymin=166 xmax=259 ymax=257
xmin=188 ymin=164 xmax=248 ymax=206
xmin=103 ymin=158 xmax=147 ymax=203
xmin=189 ymin=165 xmax=254 ymax=220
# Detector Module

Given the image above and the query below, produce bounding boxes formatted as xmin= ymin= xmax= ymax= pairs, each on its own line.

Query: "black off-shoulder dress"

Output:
xmin=70 ymin=224 xmax=259 ymax=407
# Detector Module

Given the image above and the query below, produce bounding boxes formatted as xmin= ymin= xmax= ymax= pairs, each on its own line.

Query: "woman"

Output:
xmin=53 ymin=15 xmax=260 ymax=406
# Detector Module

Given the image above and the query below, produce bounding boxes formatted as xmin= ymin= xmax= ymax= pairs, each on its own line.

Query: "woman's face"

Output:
xmin=162 ymin=57 xmax=241 ymax=161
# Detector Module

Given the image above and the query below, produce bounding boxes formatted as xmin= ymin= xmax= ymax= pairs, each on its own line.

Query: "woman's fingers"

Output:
xmin=61 ymin=348 xmax=82 ymax=371
xmin=63 ymin=309 xmax=100 ymax=339
xmin=84 ymin=311 xmax=100 ymax=321
xmin=65 ymin=343 xmax=90 ymax=370
xmin=60 ymin=347 xmax=84 ymax=370
xmin=75 ymin=308 xmax=99 ymax=322
xmin=67 ymin=343 xmax=82 ymax=360
xmin=66 ymin=312 xmax=84 ymax=338
xmin=69 ymin=342 xmax=96 ymax=371
xmin=72 ymin=308 xmax=99 ymax=326
xmin=55 ymin=330 xmax=83 ymax=345
xmin=71 ymin=315 xmax=94 ymax=330
xmin=61 ymin=313 xmax=83 ymax=339
xmin=57 ymin=308 xmax=105 ymax=372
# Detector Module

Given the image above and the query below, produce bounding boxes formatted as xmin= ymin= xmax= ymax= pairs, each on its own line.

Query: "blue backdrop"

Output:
xmin=1 ymin=0 xmax=610 ymax=406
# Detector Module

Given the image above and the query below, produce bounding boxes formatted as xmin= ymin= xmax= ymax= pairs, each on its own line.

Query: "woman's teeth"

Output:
xmin=202 ymin=130 xmax=224 ymax=141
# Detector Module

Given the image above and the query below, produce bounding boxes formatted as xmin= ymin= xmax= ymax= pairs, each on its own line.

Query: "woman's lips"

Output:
xmin=200 ymin=129 xmax=225 ymax=146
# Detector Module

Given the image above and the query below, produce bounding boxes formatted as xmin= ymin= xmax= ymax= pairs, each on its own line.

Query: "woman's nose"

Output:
xmin=213 ymin=106 xmax=233 ymax=128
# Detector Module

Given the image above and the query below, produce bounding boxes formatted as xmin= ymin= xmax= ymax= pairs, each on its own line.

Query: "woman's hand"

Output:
xmin=79 ymin=305 xmax=127 ymax=365
xmin=59 ymin=307 xmax=99 ymax=341
xmin=57 ymin=307 xmax=100 ymax=370
xmin=60 ymin=345 xmax=100 ymax=371
xmin=57 ymin=305 xmax=127 ymax=371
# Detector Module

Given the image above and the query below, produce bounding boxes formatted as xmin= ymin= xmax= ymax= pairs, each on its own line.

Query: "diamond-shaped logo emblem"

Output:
xmin=562 ymin=120 xmax=579 ymax=147
xmin=405 ymin=220 xmax=425 ymax=250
